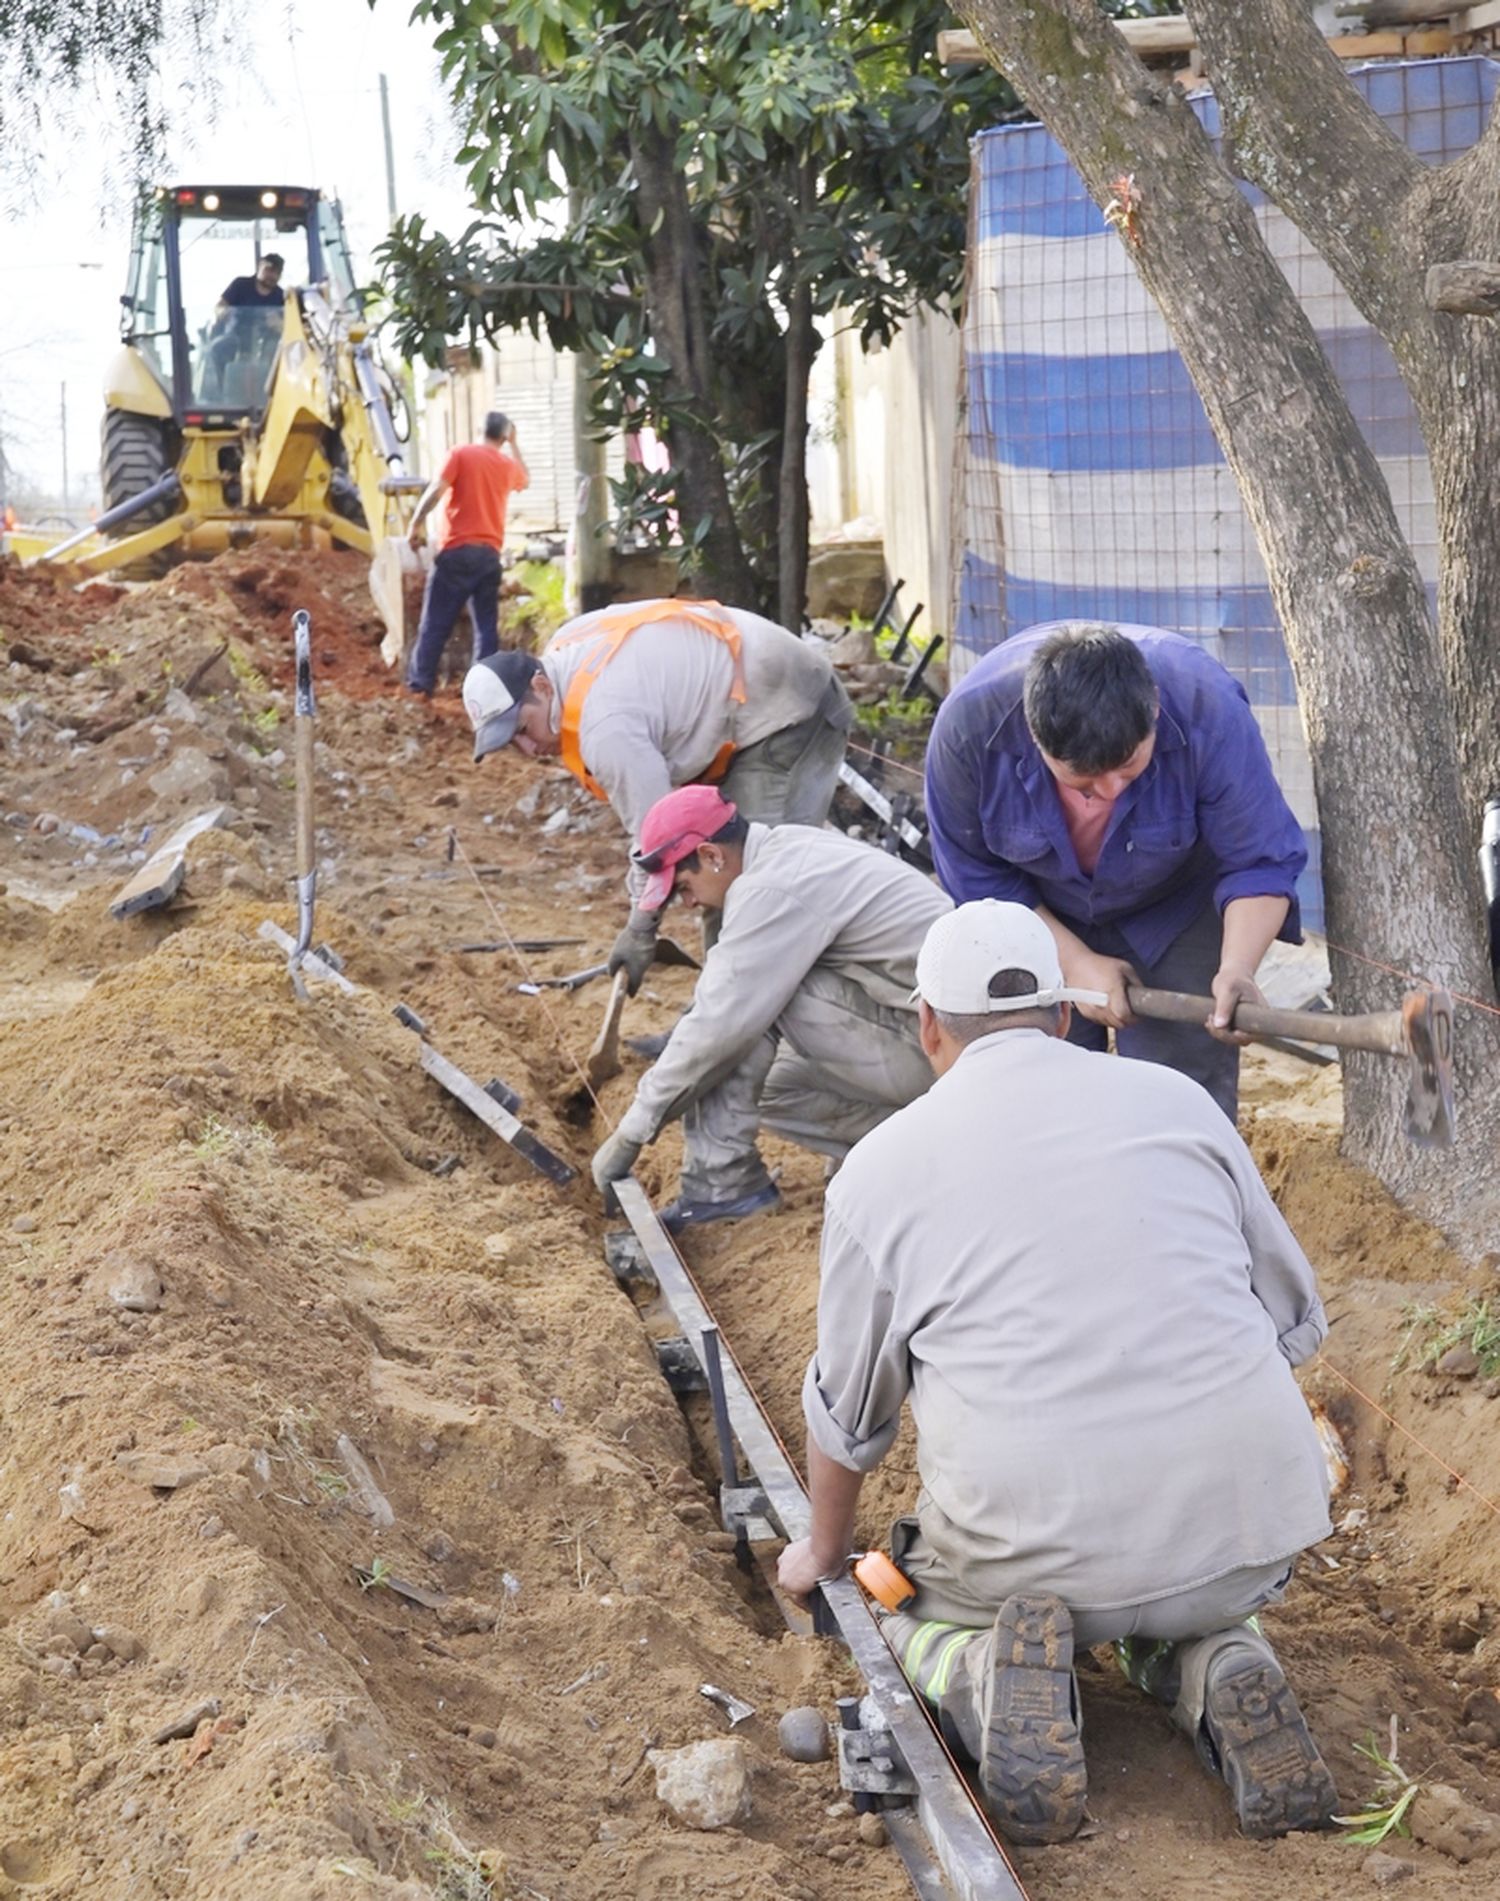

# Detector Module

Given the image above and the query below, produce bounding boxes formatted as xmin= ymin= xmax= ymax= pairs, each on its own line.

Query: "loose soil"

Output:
xmin=3 ymin=547 xmax=1500 ymax=1899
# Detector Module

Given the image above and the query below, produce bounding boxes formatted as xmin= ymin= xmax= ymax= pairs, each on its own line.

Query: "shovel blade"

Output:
xmin=585 ymin=969 xmax=630 ymax=1088
xmin=1401 ymin=989 xmax=1456 ymax=1149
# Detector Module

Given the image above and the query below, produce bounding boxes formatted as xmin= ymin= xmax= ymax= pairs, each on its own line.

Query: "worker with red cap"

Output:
xmin=462 ymin=597 xmax=852 ymax=972
xmin=590 ymin=784 xmax=951 ymax=1231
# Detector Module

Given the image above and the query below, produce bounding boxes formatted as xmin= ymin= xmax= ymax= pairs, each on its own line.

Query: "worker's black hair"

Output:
xmin=484 ymin=410 xmax=510 ymax=442
xmin=930 ymin=967 xmax=1062 ymax=1044
xmin=1023 ymin=625 xmax=1158 ymax=774
xmin=262 ymin=253 xmax=285 ymax=270
xmin=674 ymin=812 xmax=750 ymax=875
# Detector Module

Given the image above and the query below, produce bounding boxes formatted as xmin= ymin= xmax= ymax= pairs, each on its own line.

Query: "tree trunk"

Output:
xmin=1183 ymin=0 xmax=1500 ymax=819
xmin=955 ymin=0 xmax=1500 ymax=1247
xmin=777 ymin=275 xmax=815 ymax=632
xmin=629 ymin=121 xmax=758 ymax=606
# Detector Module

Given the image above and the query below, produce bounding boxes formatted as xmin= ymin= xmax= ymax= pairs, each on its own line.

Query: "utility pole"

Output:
xmin=568 ymin=187 xmax=612 ymax=612
xmin=379 ymin=75 xmax=398 ymax=225
xmin=379 ymin=72 xmax=421 ymax=477
xmin=59 ymin=382 xmax=68 ymax=513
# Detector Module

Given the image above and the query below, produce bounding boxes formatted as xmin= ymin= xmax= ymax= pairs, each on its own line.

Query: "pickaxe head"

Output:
xmin=1401 ymin=988 xmax=1456 ymax=1149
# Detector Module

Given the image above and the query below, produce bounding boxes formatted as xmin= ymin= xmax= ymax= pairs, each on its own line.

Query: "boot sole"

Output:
xmin=979 ymin=1593 xmax=1088 ymax=1846
xmin=1204 ymin=1652 xmax=1339 ymax=1838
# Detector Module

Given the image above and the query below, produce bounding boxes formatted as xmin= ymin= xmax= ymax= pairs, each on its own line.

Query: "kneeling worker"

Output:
xmin=463 ymin=598 xmax=852 ymax=975
xmin=589 ymin=785 xmax=950 ymax=1231
xmin=780 ymin=899 xmax=1337 ymax=1844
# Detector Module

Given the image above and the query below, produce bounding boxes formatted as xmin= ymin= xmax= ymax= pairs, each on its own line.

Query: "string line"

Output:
xmin=447 ymin=825 xmax=615 ymax=1128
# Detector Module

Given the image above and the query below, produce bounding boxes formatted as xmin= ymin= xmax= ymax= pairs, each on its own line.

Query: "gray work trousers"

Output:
xmin=1061 ymin=901 xmax=1239 ymax=1122
xmin=678 ymin=966 xmax=932 ymax=1201
xmin=884 ymin=1556 xmax=1294 ymax=1742
xmin=884 ymin=1509 xmax=1294 ymax=1639
xmin=718 ymin=675 xmax=853 ymax=829
xmin=705 ymin=679 xmax=855 ymax=954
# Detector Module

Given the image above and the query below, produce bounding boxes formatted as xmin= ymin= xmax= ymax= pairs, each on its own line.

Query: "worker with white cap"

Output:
xmin=589 ymin=784 xmax=950 ymax=1231
xmin=779 ymin=898 xmax=1337 ymax=1846
xmin=462 ymin=598 xmax=852 ymax=976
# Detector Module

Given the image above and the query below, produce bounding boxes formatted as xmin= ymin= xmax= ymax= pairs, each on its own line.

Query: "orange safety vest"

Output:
xmin=555 ymin=600 xmax=748 ymax=801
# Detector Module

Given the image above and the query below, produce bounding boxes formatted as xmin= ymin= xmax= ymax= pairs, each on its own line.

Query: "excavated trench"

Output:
xmin=3 ymin=551 xmax=1500 ymax=1898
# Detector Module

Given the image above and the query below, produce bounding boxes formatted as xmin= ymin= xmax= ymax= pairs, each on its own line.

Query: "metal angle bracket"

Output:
xmin=838 ymin=1694 xmax=919 ymax=1802
xmin=609 ymin=1179 xmax=1027 ymax=1901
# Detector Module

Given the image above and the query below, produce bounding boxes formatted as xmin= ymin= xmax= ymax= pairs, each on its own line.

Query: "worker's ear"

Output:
xmin=917 ymin=999 xmax=942 ymax=1064
xmin=1054 ymin=1001 xmax=1072 ymax=1041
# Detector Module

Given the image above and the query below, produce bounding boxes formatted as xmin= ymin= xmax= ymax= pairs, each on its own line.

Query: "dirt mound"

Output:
xmin=0 ymin=560 xmax=128 ymax=659
xmin=0 ymin=900 xmax=892 ymax=1900
xmin=7 ymin=546 xmax=1500 ymax=1897
xmin=167 ymin=546 xmax=396 ymax=700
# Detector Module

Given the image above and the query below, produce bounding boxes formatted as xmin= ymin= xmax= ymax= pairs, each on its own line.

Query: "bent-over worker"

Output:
xmin=779 ymin=899 xmax=1337 ymax=1846
xmin=589 ymin=785 xmax=949 ymax=1232
xmin=406 ymin=411 xmax=530 ymax=696
xmin=462 ymin=598 xmax=852 ymax=976
xmin=923 ymin=621 xmax=1308 ymax=1120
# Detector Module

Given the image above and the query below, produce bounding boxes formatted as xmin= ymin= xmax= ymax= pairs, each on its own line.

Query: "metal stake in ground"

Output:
xmin=288 ymin=609 xmax=317 ymax=1000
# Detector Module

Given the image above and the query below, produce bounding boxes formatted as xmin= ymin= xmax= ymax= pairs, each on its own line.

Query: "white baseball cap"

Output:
xmin=463 ymin=651 xmax=542 ymax=761
xmin=913 ymin=900 xmax=1110 ymax=1013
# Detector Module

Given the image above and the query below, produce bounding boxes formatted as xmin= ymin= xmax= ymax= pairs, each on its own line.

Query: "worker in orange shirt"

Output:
xmin=405 ymin=410 xmax=530 ymax=695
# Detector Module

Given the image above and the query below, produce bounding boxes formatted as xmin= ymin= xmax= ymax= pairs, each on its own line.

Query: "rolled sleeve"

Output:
xmin=801 ymin=1200 xmax=910 ymax=1474
xmin=1227 ymin=1132 xmax=1328 ymax=1367
xmin=1194 ymin=692 xmax=1307 ymax=940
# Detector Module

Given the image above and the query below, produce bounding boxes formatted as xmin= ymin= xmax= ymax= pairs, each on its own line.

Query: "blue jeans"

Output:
xmin=406 ymin=543 xmax=502 ymax=692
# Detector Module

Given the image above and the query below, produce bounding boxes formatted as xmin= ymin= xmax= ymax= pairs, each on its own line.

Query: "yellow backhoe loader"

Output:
xmin=33 ymin=183 xmax=419 ymax=653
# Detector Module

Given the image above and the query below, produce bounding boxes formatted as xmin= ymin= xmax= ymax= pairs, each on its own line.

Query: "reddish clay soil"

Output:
xmin=3 ymin=551 xmax=1500 ymax=1898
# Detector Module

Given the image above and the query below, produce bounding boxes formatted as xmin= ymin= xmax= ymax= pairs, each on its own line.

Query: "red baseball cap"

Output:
xmin=631 ymin=785 xmax=738 ymax=912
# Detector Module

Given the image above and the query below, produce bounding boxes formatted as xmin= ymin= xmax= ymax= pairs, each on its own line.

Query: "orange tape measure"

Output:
xmin=851 ymin=1549 xmax=916 ymax=1613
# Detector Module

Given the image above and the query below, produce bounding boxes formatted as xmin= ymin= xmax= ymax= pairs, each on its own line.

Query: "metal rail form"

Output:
xmin=611 ymin=1179 xmax=1029 ymax=1901
xmin=838 ymin=760 xmax=930 ymax=859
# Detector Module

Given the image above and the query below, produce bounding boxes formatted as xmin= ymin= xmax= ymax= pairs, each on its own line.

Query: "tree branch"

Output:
xmin=1184 ymin=0 xmax=1424 ymax=341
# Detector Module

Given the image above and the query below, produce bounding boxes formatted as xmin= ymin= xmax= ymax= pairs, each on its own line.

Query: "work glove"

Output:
xmin=608 ymin=909 xmax=659 ymax=997
xmin=591 ymin=1128 xmax=644 ymax=1209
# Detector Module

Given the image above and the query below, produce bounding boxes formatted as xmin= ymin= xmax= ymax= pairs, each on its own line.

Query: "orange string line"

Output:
xmin=1316 ymin=1354 xmax=1500 ymax=1520
xmin=1321 ymin=935 xmax=1500 ymax=1023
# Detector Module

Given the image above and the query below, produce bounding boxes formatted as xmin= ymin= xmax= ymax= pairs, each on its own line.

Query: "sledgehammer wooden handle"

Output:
xmin=1125 ymin=985 xmax=1406 ymax=1057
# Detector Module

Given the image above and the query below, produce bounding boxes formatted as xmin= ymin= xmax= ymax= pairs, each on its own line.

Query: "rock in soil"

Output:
xmin=778 ymin=1706 xmax=831 ymax=1763
xmin=1410 ymin=1782 xmax=1500 ymax=1861
xmin=102 ymin=1250 xmax=164 ymax=1312
xmin=1363 ymin=1849 xmax=1414 ymax=1885
xmin=649 ymin=1738 xmax=753 ymax=1829
xmin=115 ymin=1450 xmax=209 ymax=1490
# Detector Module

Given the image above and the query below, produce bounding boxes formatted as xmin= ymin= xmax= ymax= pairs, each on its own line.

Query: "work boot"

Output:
xmin=1173 ymin=1628 xmax=1338 ymax=1838
xmin=906 ymin=1595 xmax=1086 ymax=1846
xmin=659 ymin=1181 xmax=781 ymax=1234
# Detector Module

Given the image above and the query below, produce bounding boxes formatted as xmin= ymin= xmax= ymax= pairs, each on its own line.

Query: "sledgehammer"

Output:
xmin=1125 ymin=982 xmax=1456 ymax=1148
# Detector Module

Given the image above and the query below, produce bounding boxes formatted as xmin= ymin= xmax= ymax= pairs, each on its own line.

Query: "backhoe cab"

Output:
xmin=37 ymin=184 xmax=419 ymax=651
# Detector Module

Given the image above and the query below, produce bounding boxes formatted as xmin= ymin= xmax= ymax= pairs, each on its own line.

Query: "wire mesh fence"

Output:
xmin=951 ymin=55 xmax=1500 ymax=930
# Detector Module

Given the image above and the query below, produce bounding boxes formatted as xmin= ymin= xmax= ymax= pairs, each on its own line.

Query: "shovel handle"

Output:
xmin=1125 ymin=984 xmax=1405 ymax=1057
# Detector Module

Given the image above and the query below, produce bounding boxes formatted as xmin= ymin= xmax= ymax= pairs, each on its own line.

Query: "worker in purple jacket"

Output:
xmin=923 ymin=622 xmax=1307 ymax=1119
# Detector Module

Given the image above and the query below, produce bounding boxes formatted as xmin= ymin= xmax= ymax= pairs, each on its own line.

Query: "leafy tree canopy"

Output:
xmin=377 ymin=0 xmax=1021 ymax=605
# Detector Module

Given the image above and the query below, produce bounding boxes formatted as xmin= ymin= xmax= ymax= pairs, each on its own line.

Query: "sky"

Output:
xmin=0 ymin=0 xmax=478 ymax=509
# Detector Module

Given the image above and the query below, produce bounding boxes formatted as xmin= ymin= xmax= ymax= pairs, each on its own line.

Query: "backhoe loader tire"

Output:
xmin=100 ymin=409 xmax=178 ymax=579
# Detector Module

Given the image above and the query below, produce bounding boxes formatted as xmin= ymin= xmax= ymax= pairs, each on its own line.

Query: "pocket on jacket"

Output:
xmin=986 ymin=826 xmax=1053 ymax=868
xmin=1121 ymin=820 xmax=1195 ymax=871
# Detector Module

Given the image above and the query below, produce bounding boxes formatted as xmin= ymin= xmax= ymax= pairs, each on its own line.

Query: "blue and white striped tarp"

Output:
xmin=955 ymin=57 xmax=1499 ymax=932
